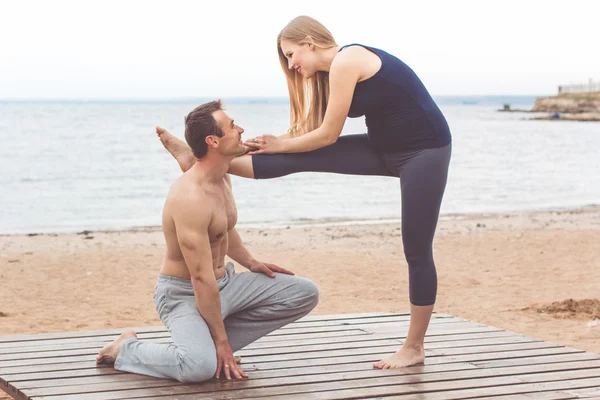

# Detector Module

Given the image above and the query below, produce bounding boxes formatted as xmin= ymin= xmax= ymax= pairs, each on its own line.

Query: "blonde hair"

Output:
xmin=277 ymin=16 xmax=337 ymax=136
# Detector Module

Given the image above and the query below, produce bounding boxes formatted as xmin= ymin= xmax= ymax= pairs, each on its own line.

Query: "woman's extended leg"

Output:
xmin=374 ymin=143 xmax=451 ymax=369
xmin=250 ymin=134 xmax=396 ymax=179
xmin=157 ymin=127 xmax=396 ymax=179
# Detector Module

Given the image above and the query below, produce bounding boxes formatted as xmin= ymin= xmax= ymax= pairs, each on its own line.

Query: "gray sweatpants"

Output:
xmin=114 ymin=262 xmax=319 ymax=383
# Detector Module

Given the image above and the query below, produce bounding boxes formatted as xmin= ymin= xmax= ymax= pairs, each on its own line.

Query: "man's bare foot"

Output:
xmin=96 ymin=330 xmax=137 ymax=365
xmin=156 ymin=126 xmax=196 ymax=172
xmin=373 ymin=343 xmax=425 ymax=369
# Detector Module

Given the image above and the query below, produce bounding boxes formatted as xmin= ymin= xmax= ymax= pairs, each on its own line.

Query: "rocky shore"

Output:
xmin=500 ymin=92 xmax=600 ymax=121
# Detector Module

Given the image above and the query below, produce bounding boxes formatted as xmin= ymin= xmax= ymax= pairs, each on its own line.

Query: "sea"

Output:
xmin=1 ymin=96 xmax=598 ymax=234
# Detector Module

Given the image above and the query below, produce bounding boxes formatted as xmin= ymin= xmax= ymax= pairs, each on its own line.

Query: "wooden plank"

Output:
xmin=295 ymin=312 xmax=452 ymax=322
xmin=365 ymin=386 xmax=584 ymax=400
xmin=280 ymin=314 xmax=415 ymax=327
xmin=2 ymin=367 xmax=124 ymax=384
xmin=1 ymin=345 xmax=584 ymax=384
xmin=247 ymin=330 xmax=526 ymax=350
xmin=0 ymin=326 xmax=509 ymax=360
xmin=0 ymin=335 xmax=400 ymax=368
xmin=420 ymin=393 xmax=575 ymax=400
xmin=20 ymin=362 xmax=476 ymax=397
xmin=264 ymin=318 xmax=467 ymax=337
xmin=0 ymin=332 xmax=540 ymax=364
xmin=28 ymin=363 xmax=600 ymax=400
xmin=473 ymin=352 xmax=600 ymax=368
xmin=21 ymin=359 xmax=600 ymax=398
xmin=0 ymin=337 xmax=553 ymax=374
xmin=0 ymin=323 xmax=363 ymax=349
xmin=0 ymin=332 xmax=168 ymax=351
xmin=369 ymin=379 xmax=600 ymax=400
xmin=0 ymin=326 xmax=167 ymax=344
xmin=560 ymin=387 xmax=600 ymax=398
xmin=0 ymin=312 xmax=412 ymax=345
xmin=239 ymin=341 xmax=560 ymax=365
xmin=16 ymin=361 xmax=478 ymax=391
xmin=297 ymin=312 xmax=412 ymax=321
xmin=427 ymin=341 xmax=560 ymax=357
xmin=244 ymin=337 xmax=548 ymax=365
xmin=0 ymin=326 xmax=513 ymax=361
xmin=244 ymin=346 xmax=584 ymax=371
xmin=255 ymin=323 xmax=501 ymax=345
xmin=0 ymin=322 xmax=507 ymax=368
xmin=1 ymin=344 xmax=407 ymax=375
xmin=1 ymin=354 xmax=93 ymax=368
xmin=272 ymin=315 xmax=463 ymax=329
xmin=0 ymin=328 xmax=369 ymax=351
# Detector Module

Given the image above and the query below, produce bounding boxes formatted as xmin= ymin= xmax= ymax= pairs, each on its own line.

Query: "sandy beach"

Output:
xmin=1 ymin=206 xmax=599 ymax=397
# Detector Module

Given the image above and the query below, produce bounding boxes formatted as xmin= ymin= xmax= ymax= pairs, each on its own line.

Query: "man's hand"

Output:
xmin=215 ymin=341 xmax=247 ymax=380
xmin=248 ymin=260 xmax=294 ymax=278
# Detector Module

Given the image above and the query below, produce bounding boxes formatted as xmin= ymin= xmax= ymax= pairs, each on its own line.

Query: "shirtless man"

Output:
xmin=96 ymin=100 xmax=319 ymax=383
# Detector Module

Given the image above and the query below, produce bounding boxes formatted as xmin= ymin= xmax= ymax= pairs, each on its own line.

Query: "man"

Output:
xmin=96 ymin=100 xmax=319 ymax=383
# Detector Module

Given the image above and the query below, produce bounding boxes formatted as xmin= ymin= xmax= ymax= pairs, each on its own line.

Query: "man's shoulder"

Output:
xmin=166 ymin=174 xmax=209 ymax=206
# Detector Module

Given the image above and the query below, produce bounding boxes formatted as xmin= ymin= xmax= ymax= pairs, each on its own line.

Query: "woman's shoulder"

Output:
xmin=336 ymin=43 xmax=380 ymax=60
xmin=338 ymin=43 xmax=383 ymax=52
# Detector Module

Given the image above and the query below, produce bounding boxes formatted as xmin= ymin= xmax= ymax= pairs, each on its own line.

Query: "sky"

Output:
xmin=1 ymin=0 xmax=599 ymax=99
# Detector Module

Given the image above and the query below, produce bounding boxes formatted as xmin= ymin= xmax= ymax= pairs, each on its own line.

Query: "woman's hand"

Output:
xmin=243 ymin=135 xmax=284 ymax=154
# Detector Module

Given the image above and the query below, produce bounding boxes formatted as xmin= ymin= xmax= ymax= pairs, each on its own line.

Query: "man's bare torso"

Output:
xmin=160 ymin=171 xmax=237 ymax=280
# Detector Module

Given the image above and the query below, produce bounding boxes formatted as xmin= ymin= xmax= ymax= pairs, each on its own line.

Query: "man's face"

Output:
xmin=212 ymin=110 xmax=246 ymax=156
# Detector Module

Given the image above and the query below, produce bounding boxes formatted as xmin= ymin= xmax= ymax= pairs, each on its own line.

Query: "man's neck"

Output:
xmin=190 ymin=153 xmax=233 ymax=183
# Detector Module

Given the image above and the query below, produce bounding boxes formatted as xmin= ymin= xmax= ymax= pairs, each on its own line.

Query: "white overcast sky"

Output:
xmin=1 ymin=0 xmax=598 ymax=99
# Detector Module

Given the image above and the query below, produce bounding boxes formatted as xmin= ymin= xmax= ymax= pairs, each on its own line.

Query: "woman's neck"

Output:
xmin=316 ymin=45 xmax=341 ymax=72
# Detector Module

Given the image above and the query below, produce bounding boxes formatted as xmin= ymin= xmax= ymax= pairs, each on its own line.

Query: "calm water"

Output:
xmin=1 ymin=97 xmax=598 ymax=234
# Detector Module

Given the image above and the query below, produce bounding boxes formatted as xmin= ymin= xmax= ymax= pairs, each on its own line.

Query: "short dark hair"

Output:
xmin=184 ymin=100 xmax=224 ymax=159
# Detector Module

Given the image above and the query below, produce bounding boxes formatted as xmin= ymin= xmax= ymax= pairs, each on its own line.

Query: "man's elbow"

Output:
xmin=190 ymin=273 xmax=214 ymax=289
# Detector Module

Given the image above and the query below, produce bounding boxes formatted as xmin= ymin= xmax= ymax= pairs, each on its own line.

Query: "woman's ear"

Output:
xmin=304 ymin=35 xmax=315 ymax=49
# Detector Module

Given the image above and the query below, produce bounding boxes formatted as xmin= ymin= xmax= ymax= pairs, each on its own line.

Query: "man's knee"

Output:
xmin=176 ymin=351 xmax=217 ymax=383
xmin=292 ymin=278 xmax=320 ymax=311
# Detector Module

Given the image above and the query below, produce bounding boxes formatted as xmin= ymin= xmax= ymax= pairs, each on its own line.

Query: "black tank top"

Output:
xmin=339 ymin=44 xmax=452 ymax=151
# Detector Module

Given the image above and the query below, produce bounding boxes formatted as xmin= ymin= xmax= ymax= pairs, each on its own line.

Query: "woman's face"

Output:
xmin=280 ymin=39 xmax=317 ymax=78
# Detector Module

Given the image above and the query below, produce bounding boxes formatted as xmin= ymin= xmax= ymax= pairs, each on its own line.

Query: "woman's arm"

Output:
xmin=247 ymin=51 xmax=362 ymax=154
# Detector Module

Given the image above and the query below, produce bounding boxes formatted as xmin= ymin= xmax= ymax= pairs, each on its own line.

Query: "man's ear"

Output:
xmin=206 ymin=135 xmax=219 ymax=149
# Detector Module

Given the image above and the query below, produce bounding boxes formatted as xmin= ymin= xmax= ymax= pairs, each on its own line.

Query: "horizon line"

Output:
xmin=0 ymin=94 xmax=550 ymax=102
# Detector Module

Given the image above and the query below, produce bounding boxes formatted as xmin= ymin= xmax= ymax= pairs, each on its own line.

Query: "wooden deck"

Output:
xmin=1 ymin=312 xmax=600 ymax=399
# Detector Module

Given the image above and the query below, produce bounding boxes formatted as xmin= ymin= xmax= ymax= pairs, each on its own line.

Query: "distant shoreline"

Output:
xmin=0 ymin=95 xmax=546 ymax=105
xmin=2 ymin=204 xmax=597 ymax=237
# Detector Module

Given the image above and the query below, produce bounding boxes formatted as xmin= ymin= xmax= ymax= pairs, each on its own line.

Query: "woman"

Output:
xmin=158 ymin=15 xmax=451 ymax=369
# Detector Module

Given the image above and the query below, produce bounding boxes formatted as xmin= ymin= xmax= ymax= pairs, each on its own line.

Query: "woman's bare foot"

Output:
xmin=373 ymin=343 xmax=425 ymax=369
xmin=96 ymin=330 xmax=137 ymax=365
xmin=156 ymin=126 xmax=196 ymax=172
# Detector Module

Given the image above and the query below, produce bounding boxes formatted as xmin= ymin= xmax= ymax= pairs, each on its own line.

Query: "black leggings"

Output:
xmin=252 ymin=134 xmax=451 ymax=306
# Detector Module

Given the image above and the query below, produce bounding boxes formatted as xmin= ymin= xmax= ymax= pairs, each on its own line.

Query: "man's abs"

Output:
xmin=159 ymin=233 xmax=228 ymax=281
xmin=159 ymin=257 xmax=225 ymax=281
